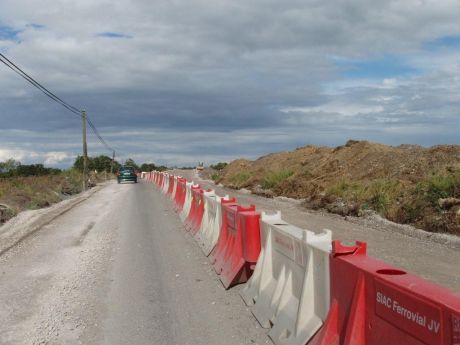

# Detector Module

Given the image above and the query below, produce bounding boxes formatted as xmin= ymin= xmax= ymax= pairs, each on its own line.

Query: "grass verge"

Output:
xmin=0 ymin=170 xmax=111 ymax=224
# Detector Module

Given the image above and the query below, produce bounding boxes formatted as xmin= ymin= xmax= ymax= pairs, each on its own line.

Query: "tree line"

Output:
xmin=0 ymin=156 xmax=168 ymax=178
xmin=72 ymin=156 xmax=168 ymax=173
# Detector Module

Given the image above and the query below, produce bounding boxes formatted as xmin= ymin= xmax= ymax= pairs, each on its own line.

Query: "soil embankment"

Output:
xmin=213 ymin=140 xmax=460 ymax=235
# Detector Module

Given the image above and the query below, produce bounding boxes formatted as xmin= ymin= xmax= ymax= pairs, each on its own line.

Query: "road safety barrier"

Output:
xmin=173 ymin=178 xmax=187 ymax=213
xmin=157 ymin=172 xmax=163 ymax=187
xmin=240 ymin=212 xmax=331 ymax=345
xmin=184 ymin=186 xmax=206 ymax=234
xmin=166 ymin=175 xmax=175 ymax=197
xmin=141 ymin=170 xmax=460 ymax=344
xmin=161 ymin=173 xmax=169 ymax=194
xmin=179 ymin=182 xmax=198 ymax=222
xmin=309 ymin=241 xmax=460 ymax=345
xmin=171 ymin=175 xmax=178 ymax=199
xmin=195 ymin=194 xmax=236 ymax=256
xmin=155 ymin=171 xmax=161 ymax=186
xmin=209 ymin=203 xmax=260 ymax=289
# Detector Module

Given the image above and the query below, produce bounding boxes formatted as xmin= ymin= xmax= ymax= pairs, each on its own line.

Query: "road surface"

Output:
xmin=0 ymin=181 xmax=270 ymax=345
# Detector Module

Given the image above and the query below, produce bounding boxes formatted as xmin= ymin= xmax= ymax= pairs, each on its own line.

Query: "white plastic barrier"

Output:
xmin=194 ymin=190 xmax=216 ymax=243
xmin=240 ymin=212 xmax=331 ymax=345
xmin=179 ymin=182 xmax=197 ymax=222
xmin=161 ymin=173 xmax=169 ymax=194
xmin=195 ymin=190 xmax=228 ymax=246
xmin=195 ymin=193 xmax=232 ymax=256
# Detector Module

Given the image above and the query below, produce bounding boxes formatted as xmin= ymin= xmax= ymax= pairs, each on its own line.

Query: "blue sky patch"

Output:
xmin=333 ymin=54 xmax=419 ymax=79
xmin=424 ymin=35 xmax=460 ymax=50
xmin=0 ymin=25 xmax=20 ymax=41
xmin=96 ymin=32 xmax=132 ymax=39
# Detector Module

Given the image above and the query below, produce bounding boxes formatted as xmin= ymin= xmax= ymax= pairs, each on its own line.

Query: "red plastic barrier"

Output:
xmin=183 ymin=185 xmax=202 ymax=230
xmin=209 ymin=203 xmax=260 ymax=289
xmin=157 ymin=172 xmax=161 ymax=186
xmin=209 ymin=201 xmax=241 ymax=267
xmin=173 ymin=178 xmax=187 ymax=213
xmin=310 ymin=241 xmax=460 ymax=345
xmin=184 ymin=188 xmax=207 ymax=235
xmin=166 ymin=175 xmax=175 ymax=196
xmin=189 ymin=189 xmax=207 ymax=235
xmin=157 ymin=173 xmax=163 ymax=187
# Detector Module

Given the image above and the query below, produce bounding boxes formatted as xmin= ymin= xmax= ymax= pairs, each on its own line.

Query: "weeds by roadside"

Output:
xmin=0 ymin=170 xmax=111 ymax=224
xmin=261 ymin=170 xmax=294 ymax=189
xmin=228 ymin=172 xmax=253 ymax=188
xmin=321 ymin=172 xmax=460 ymax=234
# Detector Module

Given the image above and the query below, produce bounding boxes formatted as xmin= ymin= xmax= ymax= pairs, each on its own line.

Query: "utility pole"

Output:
xmin=82 ymin=110 xmax=88 ymax=191
xmin=110 ymin=150 xmax=115 ymax=175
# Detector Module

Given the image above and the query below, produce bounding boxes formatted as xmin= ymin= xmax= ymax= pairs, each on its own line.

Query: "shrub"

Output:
xmin=210 ymin=162 xmax=228 ymax=170
xmin=367 ymin=179 xmax=402 ymax=216
xmin=423 ymin=171 xmax=460 ymax=204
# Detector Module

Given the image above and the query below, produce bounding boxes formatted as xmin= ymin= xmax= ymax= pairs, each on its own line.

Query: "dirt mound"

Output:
xmin=216 ymin=140 xmax=460 ymax=235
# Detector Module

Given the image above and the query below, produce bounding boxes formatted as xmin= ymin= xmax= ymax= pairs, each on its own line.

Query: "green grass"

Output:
xmin=261 ymin=169 xmax=294 ymax=189
xmin=326 ymin=179 xmax=365 ymax=201
xmin=229 ymin=172 xmax=252 ymax=186
xmin=326 ymin=178 xmax=402 ymax=216
xmin=367 ymin=179 xmax=402 ymax=215
xmin=422 ymin=171 xmax=460 ymax=204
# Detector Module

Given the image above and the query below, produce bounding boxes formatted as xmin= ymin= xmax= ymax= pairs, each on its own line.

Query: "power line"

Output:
xmin=86 ymin=117 xmax=114 ymax=153
xmin=0 ymin=53 xmax=82 ymax=117
xmin=0 ymin=53 xmax=115 ymax=154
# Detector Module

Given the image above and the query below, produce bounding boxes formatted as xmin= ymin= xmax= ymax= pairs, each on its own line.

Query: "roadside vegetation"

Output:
xmin=0 ymin=156 xmax=166 ymax=225
xmin=212 ymin=141 xmax=460 ymax=235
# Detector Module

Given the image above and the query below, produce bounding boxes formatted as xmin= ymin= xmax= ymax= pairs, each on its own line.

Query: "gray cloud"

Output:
xmin=1 ymin=0 xmax=460 ymax=167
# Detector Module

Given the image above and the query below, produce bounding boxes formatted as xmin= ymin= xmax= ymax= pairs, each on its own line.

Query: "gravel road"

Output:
xmin=0 ymin=181 xmax=271 ymax=345
xmin=176 ymin=170 xmax=460 ymax=292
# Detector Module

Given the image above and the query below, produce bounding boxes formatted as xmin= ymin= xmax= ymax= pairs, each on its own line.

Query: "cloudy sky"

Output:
xmin=1 ymin=0 xmax=460 ymax=167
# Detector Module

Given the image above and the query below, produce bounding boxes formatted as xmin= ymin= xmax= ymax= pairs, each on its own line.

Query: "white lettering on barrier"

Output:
xmin=375 ymin=280 xmax=442 ymax=343
xmin=376 ymin=292 xmax=432 ymax=329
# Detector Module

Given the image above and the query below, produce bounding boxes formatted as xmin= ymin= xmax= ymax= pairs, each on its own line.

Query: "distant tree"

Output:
xmin=140 ymin=163 xmax=157 ymax=171
xmin=93 ymin=155 xmax=120 ymax=172
xmin=73 ymin=155 xmax=120 ymax=172
xmin=0 ymin=159 xmax=20 ymax=174
xmin=0 ymin=159 xmax=60 ymax=177
xmin=124 ymin=158 xmax=139 ymax=170
xmin=15 ymin=164 xmax=61 ymax=176
xmin=210 ymin=162 xmax=228 ymax=170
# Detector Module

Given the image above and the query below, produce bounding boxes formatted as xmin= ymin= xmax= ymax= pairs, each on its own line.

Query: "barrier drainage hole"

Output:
xmin=376 ymin=269 xmax=406 ymax=275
